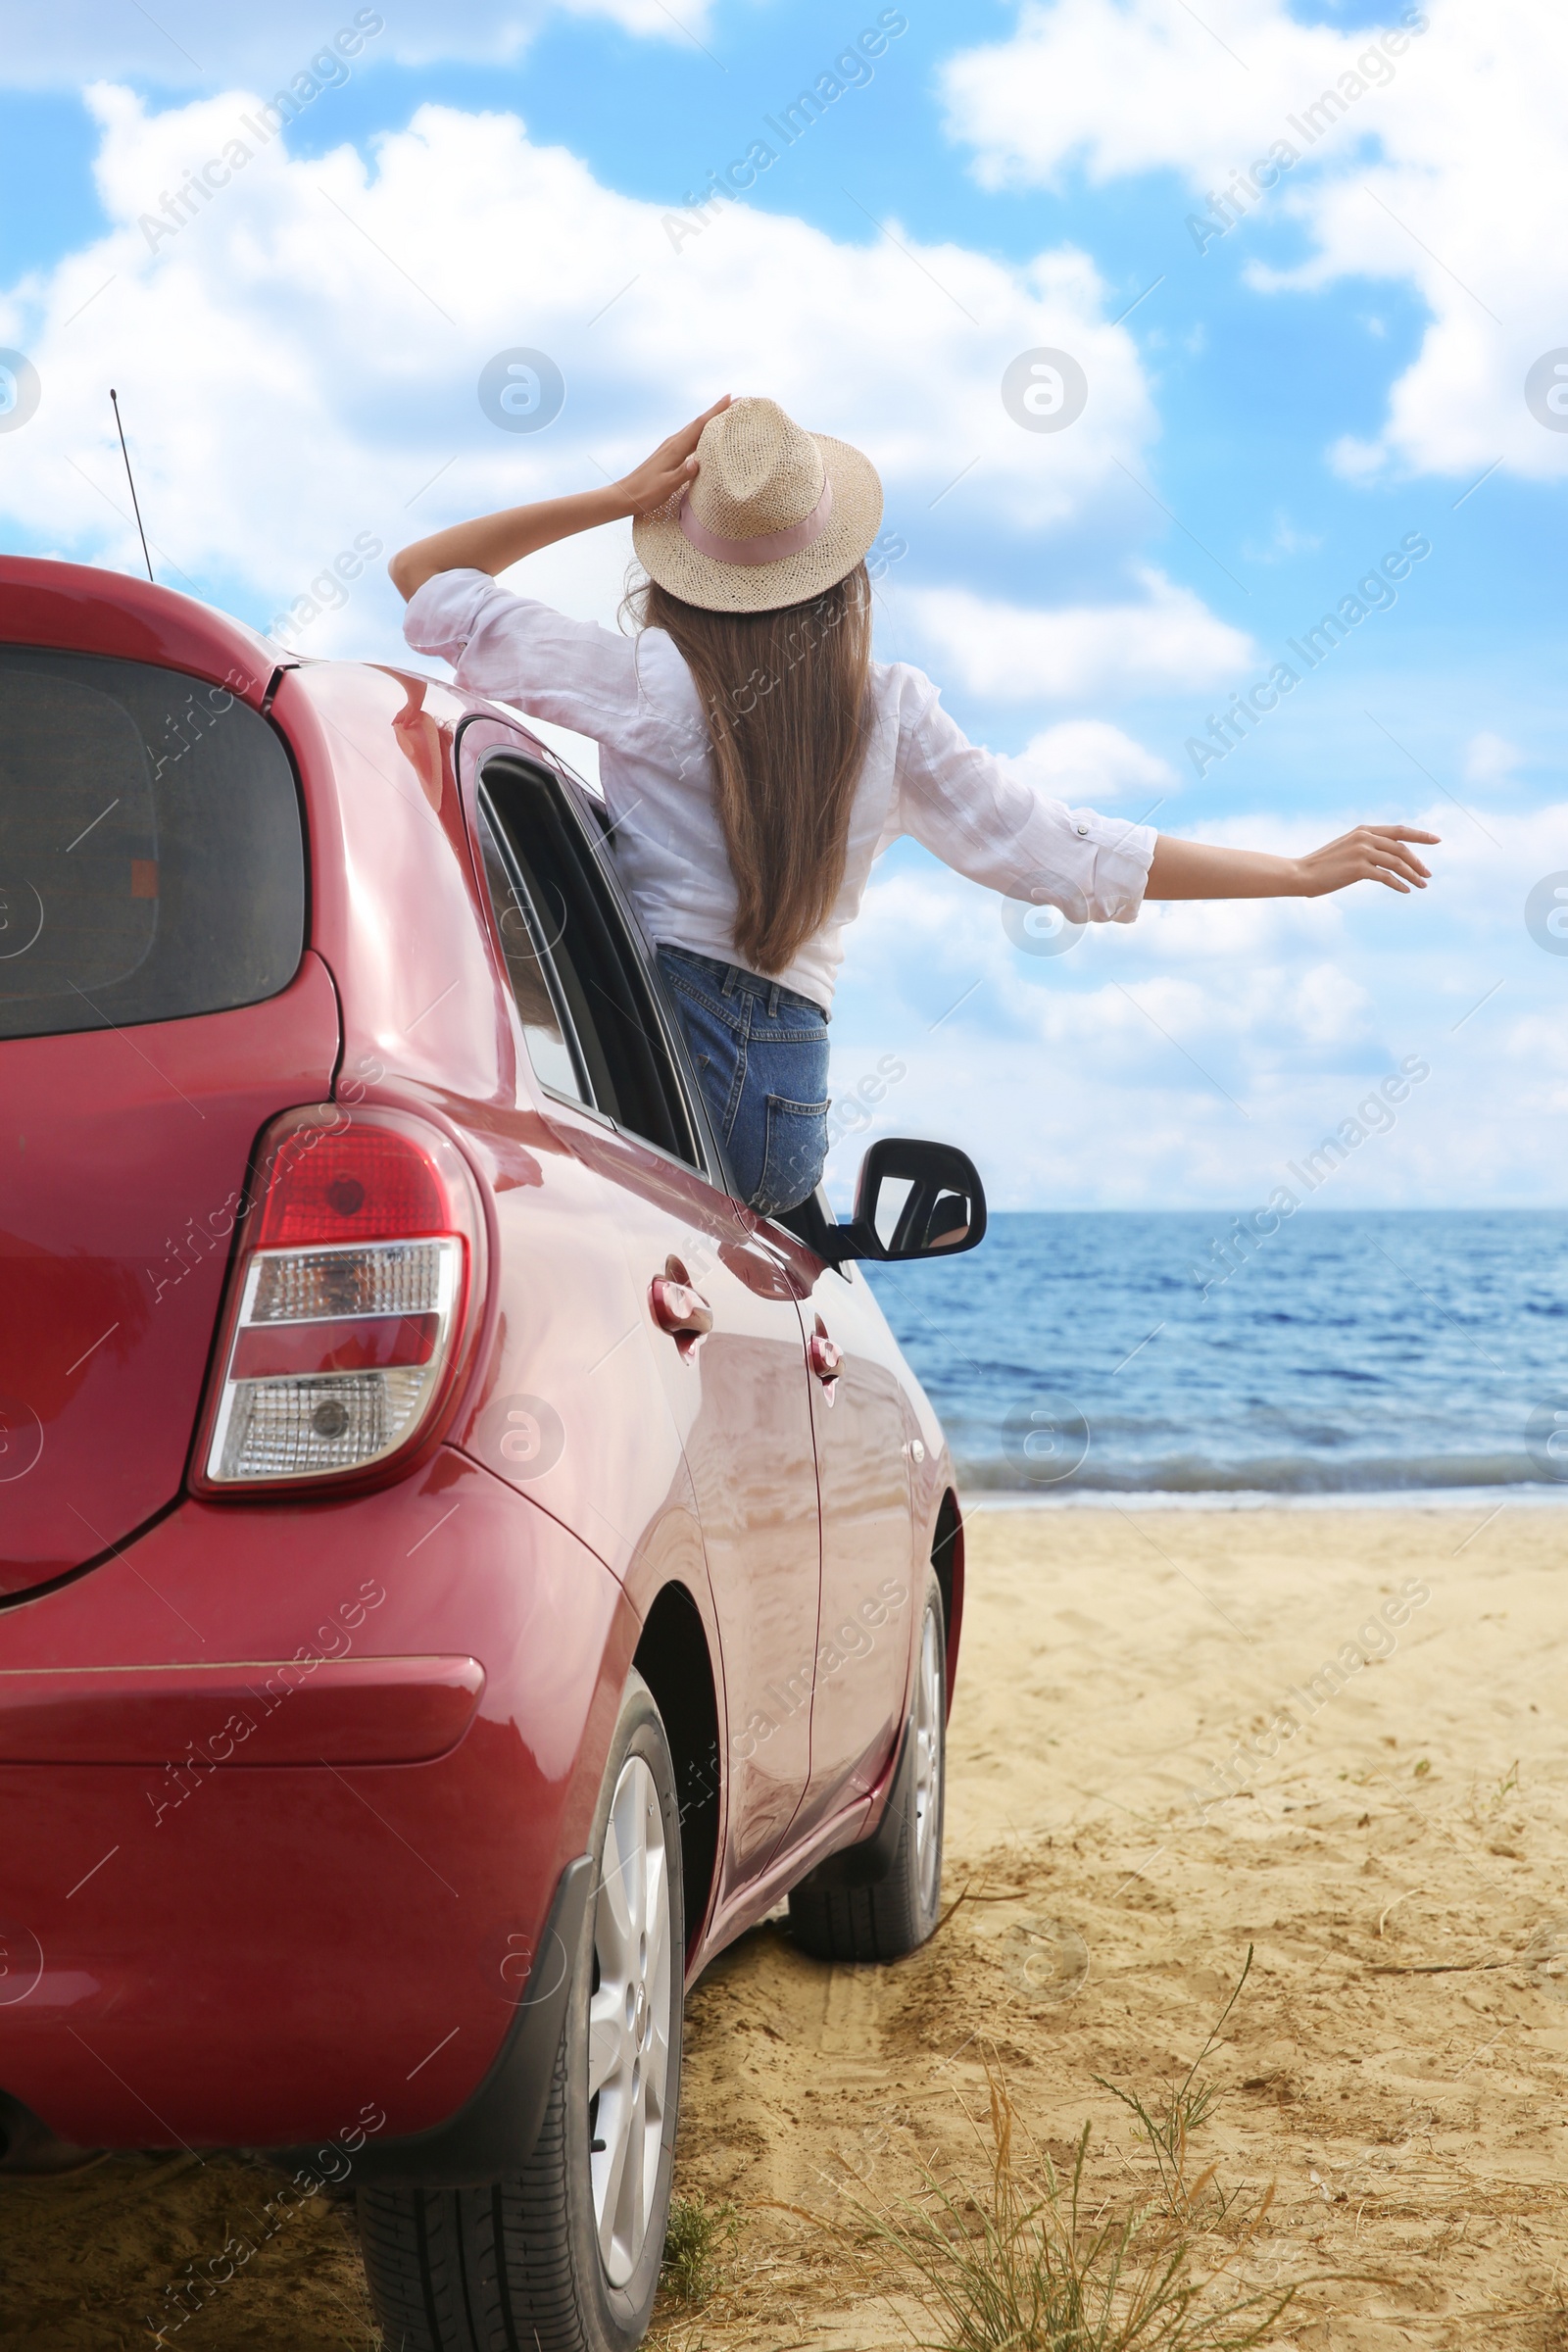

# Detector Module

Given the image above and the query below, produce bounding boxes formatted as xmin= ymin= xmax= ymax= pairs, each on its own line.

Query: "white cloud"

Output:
xmin=0 ymin=0 xmax=708 ymax=90
xmin=1462 ymin=731 xmax=1522 ymax=789
xmin=944 ymin=0 xmax=1374 ymax=192
xmin=902 ymin=571 xmax=1254 ymax=701
xmin=1006 ymin=717 xmax=1175 ymax=801
xmin=0 ymin=85 xmax=1164 ymax=639
xmin=1285 ymin=959 xmax=1375 ymax=1049
xmin=943 ymin=0 xmax=1568 ymax=484
xmin=843 ymin=850 xmax=1374 ymax=1069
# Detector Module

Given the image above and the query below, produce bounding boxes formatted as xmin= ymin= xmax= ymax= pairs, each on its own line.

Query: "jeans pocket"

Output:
xmin=756 ymin=1096 xmax=830 ymax=1218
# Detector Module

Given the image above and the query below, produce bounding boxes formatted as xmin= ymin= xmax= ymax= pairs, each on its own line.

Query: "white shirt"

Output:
xmin=403 ymin=568 xmax=1156 ymax=1012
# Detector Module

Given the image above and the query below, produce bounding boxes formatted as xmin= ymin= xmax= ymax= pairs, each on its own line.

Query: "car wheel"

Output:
xmin=788 ymin=1566 xmax=946 ymax=1964
xmin=357 ymin=1669 xmax=683 ymax=2351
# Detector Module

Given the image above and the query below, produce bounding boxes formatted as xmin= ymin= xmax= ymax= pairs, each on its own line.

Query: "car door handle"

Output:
xmin=649 ymin=1275 xmax=713 ymax=1341
xmin=808 ymin=1331 xmax=844 ymax=1388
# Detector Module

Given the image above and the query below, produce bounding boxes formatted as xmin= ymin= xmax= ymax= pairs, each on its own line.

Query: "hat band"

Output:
xmin=677 ymin=475 xmax=834 ymax=567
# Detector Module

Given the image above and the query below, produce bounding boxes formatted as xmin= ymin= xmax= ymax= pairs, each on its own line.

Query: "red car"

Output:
xmin=0 ymin=557 xmax=983 ymax=2352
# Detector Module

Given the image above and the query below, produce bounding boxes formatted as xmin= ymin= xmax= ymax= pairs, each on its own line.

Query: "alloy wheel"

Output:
xmin=588 ymin=1753 xmax=672 ymax=2287
xmin=912 ymin=1600 xmax=944 ymax=1920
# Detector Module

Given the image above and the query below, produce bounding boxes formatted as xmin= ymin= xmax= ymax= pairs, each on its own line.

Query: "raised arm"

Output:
xmin=1147 ymin=825 xmax=1439 ymax=899
xmin=387 ymin=394 xmax=732 ymax=602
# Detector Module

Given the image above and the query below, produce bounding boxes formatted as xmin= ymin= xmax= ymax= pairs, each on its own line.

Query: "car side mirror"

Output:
xmin=835 ymin=1138 xmax=987 ymax=1264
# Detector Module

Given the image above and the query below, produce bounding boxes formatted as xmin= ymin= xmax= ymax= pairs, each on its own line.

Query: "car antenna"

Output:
xmin=109 ymin=388 xmax=155 ymax=584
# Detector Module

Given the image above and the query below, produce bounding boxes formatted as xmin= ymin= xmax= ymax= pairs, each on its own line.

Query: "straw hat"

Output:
xmin=632 ymin=395 xmax=883 ymax=614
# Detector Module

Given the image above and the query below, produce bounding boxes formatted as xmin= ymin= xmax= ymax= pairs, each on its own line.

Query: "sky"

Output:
xmin=1 ymin=0 xmax=1563 ymax=1211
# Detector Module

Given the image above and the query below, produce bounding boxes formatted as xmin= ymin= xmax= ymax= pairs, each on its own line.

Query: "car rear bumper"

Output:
xmin=0 ymin=1654 xmax=486 ymax=1766
xmin=0 ymin=1451 xmax=636 ymax=2156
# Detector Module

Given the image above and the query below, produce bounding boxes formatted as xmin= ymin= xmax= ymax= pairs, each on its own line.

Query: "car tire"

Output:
xmin=787 ymin=1566 xmax=946 ymax=1965
xmin=357 ymin=1669 xmax=683 ymax=2352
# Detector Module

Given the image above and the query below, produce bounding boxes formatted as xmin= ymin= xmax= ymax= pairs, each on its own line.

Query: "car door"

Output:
xmin=463 ymin=732 xmax=824 ymax=1898
xmin=758 ymin=1215 xmax=920 ymax=1838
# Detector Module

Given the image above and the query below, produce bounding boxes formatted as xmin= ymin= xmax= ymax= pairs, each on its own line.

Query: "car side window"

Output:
xmin=475 ymin=757 xmax=703 ymax=1171
xmin=475 ymin=800 xmax=594 ymax=1108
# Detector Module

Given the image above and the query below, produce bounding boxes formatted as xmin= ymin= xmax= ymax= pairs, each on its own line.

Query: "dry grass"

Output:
xmin=846 ymin=2075 xmax=1296 ymax=2352
xmin=832 ymin=1958 xmax=1302 ymax=2352
xmin=660 ymin=2190 xmax=740 ymax=2310
xmin=1091 ymin=1949 xmax=1253 ymax=2219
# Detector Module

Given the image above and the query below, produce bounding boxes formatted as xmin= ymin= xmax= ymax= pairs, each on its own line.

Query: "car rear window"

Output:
xmin=0 ymin=646 xmax=304 ymax=1041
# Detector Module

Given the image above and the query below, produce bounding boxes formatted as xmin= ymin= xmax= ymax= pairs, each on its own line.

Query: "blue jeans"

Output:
xmin=657 ymin=946 xmax=831 ymax=1216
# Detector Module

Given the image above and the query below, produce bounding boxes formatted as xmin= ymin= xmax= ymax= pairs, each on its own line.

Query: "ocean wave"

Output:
xmin=954 ymin=1451 xmax=1563 ymax=1495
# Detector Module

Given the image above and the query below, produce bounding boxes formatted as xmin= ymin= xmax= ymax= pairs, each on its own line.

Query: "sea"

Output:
xmin=860 ymin=1210 xmax=1568 ymax=1503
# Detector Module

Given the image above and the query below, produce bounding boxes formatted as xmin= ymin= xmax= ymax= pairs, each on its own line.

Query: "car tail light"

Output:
xmin=196 ymin=1106 xmax=485 ymax=1492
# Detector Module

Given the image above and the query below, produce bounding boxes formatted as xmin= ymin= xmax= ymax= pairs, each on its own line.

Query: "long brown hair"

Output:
xmin=628 ymin=563 xmax=873 ymax=978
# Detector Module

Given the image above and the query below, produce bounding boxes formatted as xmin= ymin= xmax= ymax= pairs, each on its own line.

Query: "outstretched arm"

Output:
xmin=1147 ymin=824 xmax=1439 ymax=899
xmin=387 ymin=395 xmax=731 ymax=602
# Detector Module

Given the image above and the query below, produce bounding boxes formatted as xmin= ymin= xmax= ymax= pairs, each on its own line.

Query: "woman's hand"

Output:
xmin=1146 ymin=825 xmax=1441 ymax=900
xmin=613 ymin=394 xmax=731 ymax=519
xmin=1292 ymin=824 xmax=1440 ymax=896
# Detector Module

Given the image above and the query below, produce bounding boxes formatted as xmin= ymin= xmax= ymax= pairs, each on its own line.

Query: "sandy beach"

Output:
xmin=4 ymin=1500 xmax=1565 ymax=2349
